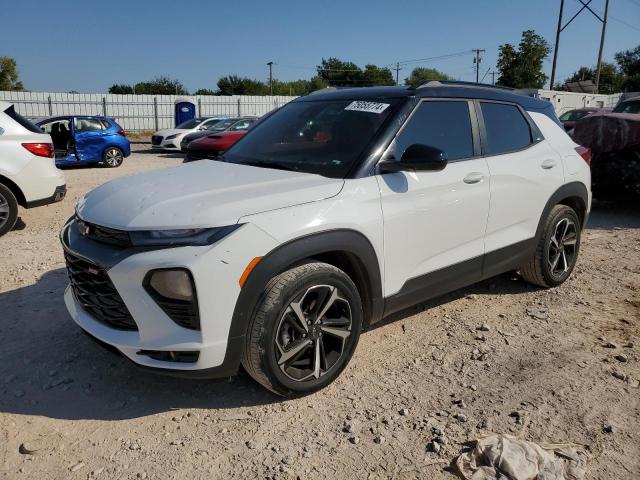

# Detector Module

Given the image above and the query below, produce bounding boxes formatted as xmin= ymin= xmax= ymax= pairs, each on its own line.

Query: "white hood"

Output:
xmin=76 ymin=161 xmax=344 ymax=230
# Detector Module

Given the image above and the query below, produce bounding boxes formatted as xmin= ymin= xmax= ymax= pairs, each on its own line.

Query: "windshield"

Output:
xmin=613 ymin=100 xmax=640 ymax=114
xmin=208 ymin=119 xmax=236 ymax=131
xmin=559 ymin=111 xmax=575 ymax=121
xmin=175 ymin=118 xmax=203 ymax=129
xmin=223 ymin=99 xmax=401 ymax=178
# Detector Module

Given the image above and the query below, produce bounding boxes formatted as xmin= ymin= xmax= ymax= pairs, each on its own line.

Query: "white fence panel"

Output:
xmin=0 ymin=91 xmax=298 ymax=132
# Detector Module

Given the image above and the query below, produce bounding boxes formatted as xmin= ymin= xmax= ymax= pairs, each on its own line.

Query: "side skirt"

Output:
xmin=382 ymin=238 xmax=535 ymax=318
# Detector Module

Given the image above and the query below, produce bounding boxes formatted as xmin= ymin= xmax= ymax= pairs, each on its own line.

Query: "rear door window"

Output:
xmin=480 ymin=102 xmax=532 ymax=155
xmin=392 ymin=100 xmax=474 ymax=161
xmin=75 ymin=118 xmax=106 ymax=132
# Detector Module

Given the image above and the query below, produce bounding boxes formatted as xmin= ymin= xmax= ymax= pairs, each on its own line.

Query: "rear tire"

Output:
xmin=103 ymin=147 xmax=124 ymax=168
xmin=520 ymin=205 xmax=581 ymax=288
xmin=0 ymin=183 xmax=18 ymax=237
xmin=242 ymin=262 xmax=363 ymax=397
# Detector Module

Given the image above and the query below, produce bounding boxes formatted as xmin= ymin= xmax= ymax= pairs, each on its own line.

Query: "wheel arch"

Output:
xmin=535 ymin=182 xmax=589 ymax=242
xmin=0 ymin=174 xmax=26 ymax=207
xmin=229 ymin=229 xmax=384 ymax=342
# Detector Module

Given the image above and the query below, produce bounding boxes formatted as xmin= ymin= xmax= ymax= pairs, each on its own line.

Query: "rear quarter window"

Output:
xmin=4 ymin=105 xmax=43 ymax=133
xmin=481 ymin=102 xmax=533 ymax=155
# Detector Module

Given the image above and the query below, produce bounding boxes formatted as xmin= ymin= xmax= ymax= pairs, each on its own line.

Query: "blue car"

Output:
xmin=37 ymin=116 xmax=131 ymax=167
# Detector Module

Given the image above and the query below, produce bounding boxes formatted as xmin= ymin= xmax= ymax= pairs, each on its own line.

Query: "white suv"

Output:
xmin=61 ymin=83 xmax=591 ymax=397
xmin=0 ymin=102 xmax=66 ymax=237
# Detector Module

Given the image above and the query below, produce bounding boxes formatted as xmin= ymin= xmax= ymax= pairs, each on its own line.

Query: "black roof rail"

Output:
xmin=416 ymin=80 xmax=513 ymax=91
xmin=415 ymin=80 xmax=539 ymax=98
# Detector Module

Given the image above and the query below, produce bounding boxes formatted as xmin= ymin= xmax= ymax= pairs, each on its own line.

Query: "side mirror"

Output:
xmin=378 ymin=144 xmax=448 ymax=173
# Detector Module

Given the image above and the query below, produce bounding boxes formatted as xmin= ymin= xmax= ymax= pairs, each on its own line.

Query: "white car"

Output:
xmin=61 ymin=83 xmax=591 ymax=397
xmin=151 ymin=117 xmax=228 ymax=151
xmin=0 ymin=102 xmax=66 ymax=237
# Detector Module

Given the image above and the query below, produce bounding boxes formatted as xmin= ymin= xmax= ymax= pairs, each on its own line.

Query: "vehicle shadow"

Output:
xmin=370 ymin=271 xmax=533 ymax=331
xmin=587 ymin=199 xmax=640 ymax=230
xmin=0 ymin=268 xmax=280 ymax=421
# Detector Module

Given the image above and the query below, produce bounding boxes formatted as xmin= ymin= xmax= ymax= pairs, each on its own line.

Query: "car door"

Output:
xmin=376 ymin=99 xmax=491 ymax=301
xmin=74 ymin=117 xmax=108 ymax=162
xmin=477 ymin=101 xmax=565 ymax=262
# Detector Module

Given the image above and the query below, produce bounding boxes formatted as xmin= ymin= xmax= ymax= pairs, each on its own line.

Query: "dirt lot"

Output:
xmin=1 ymin=145 xmax=639 ymax=479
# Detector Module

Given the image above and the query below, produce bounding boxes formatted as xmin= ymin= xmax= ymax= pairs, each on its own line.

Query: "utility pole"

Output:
xmin=267 ymin=61 xmax=274 ymax=96
xmin=549 ymin=0 xmax=607 ymax=92
xmin=395 ymin=62 xmax=402 ymax=85
xmin=550 ymin=0 xmax=565 ymax=90
xmin=594 ymin=0 xmax=609 ymax=92
xmin=490 ymin=71 xmax=496 ymax=85
xmin=473 ymin=49 xmax=485 ymax=83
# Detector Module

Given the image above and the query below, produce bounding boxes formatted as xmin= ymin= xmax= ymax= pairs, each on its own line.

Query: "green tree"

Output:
xmin=108 ymin=84 xmax=134 ymax=94
xmin=404 ymin=67 xmax=452 ymax=87
xmin=615 ymin=45 xmax=640 ymax=91
xmin=133 ymin=76 xmax=188 ymax=95
xmin=362 ymin=64 xmax=395 ymax=86
xmin=194 ymin=88 xmax=217 ymax=95
xmin=496 ymin=30 xmax=550 ymax=89
xmin=563 ymin=62 xmax=624 ymax=93
xmin=316 ymin=58 xmax=363 ymax=87
xmin=216 ymin=75 xmax=268 ymax=95
xmin=0 ymin=57 xmax=25 ymax=91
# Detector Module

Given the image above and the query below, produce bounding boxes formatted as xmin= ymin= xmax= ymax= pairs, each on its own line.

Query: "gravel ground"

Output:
xmin=0 ymin=145 xmax=639 ymax=479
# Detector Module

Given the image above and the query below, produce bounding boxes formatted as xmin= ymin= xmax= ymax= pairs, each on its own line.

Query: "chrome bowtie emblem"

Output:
xmin=77 ymin=220 xmax=90 ymax=236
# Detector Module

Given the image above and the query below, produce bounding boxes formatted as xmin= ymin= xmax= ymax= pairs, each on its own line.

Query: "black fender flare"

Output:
xmin=534 ymin=181 xmax=590 ymax=243
xmin=229 ymin=228 xmax=384 ymax=341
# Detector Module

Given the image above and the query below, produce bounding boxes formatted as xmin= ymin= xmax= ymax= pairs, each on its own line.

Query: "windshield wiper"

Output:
xmin=242 ymin=160 xmax=299 ymax=172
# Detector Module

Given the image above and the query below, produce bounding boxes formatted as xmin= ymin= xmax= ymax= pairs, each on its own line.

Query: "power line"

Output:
xmin=573 ymin=0 xmax=640 ymax=31
xmin=393 ymin=50 xmax=473 ymax=67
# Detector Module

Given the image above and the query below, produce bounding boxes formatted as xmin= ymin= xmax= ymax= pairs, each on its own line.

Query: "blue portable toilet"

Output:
xmin=174 ymin=97 xmax=196 ymax=126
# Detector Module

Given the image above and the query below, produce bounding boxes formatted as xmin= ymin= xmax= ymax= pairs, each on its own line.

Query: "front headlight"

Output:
xmin=129 ymin=225 xmax=240 ymax=246
xmin=165 ymin=134 xmax=180 ymax=140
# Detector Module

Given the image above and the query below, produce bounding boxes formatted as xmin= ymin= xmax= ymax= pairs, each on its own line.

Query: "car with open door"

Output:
xmin=37 ymin=116 xmax=131 ymax=168
xmin=60 ymin=82 xmax=590 ymax=397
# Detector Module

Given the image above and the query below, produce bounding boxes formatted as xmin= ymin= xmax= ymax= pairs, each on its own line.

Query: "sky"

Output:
xmin=1 ymin=0 xmax=639 ymax=93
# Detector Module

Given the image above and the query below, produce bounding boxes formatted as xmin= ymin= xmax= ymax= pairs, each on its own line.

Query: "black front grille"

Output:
xmin=64 ymin=251 xmax=138 ymax=330
xmin=82 ymin=221 xmax=131 ymax=247
xmin=151 ymin=135 xmax=163 ymax=145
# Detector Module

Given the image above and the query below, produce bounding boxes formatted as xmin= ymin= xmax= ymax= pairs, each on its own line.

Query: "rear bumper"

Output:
xmin=25 ymin=184 xmax=67 ymax=208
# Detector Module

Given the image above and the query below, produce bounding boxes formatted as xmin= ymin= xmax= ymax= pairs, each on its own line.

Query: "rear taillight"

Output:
xmin=22 ymin=143 xmax=54 ymax=158
xmin=118 ymin=127 xmax=126 ymax=137
xmin=575 ymin=146 xmax=591 ymax=166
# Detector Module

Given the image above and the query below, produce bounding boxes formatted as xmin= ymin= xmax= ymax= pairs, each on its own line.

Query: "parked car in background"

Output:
xmin=559 ymin=107 xmax=611 ymax=133
xmin=573 ymin=96 xmax=640 ymax=198
xmin=37 ymin=116 xmax=130 ymax=168
xmin=180 ymin=117 xmax=258 ymax=152
xmin=61 ymin=82 xmax=590 ymax=397
xmin=151 ymin=117 xmax=228 ymax=151
xmin=0 ymin=102 xmax=66 ymax=237
xmin=183 ymin=118 xmax=257 ymax=161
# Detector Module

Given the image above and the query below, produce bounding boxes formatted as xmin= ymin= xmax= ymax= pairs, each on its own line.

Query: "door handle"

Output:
xmin=541 ymin=159 xmax=557 ymax=169
xmin=463 ymin=172 xmax=485 ymax=184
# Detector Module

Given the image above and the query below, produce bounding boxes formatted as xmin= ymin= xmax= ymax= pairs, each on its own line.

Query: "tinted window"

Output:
xmin=224 ymin=98 xmax=400 ymax=178
xmin=4 ymin=105 xmax=43 ymax=133
xmin=481 ymin=102 xmax=532 ymax=154
xmin=392 ymin=100 xmax=474 ymax=161
xmin=75 ymin=118 xmax=106 ymax=132
xmin=613 ymin=100 xmax=640 ymax=114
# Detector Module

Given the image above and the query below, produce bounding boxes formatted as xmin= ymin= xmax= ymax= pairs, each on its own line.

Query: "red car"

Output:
xmin=184 ymin=118 xmax=256 ymax=162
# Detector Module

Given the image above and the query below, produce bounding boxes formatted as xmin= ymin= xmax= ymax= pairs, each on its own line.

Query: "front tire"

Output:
xmin=103 ymin=147 xmax=124 ymax=168
xmin=0 ymin=183 xmax=18 ymax=237
xmin=520 ymin=205 xmax=581 ymax=288
xmin=242 ymin=262 xmax=363 ymax=397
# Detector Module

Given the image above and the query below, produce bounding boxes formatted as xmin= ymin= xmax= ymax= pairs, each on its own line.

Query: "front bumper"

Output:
xmin=153 ymin=138 xmax=181 ymax=150
xmin=60 ymin=219 xmax=278 ymax=378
